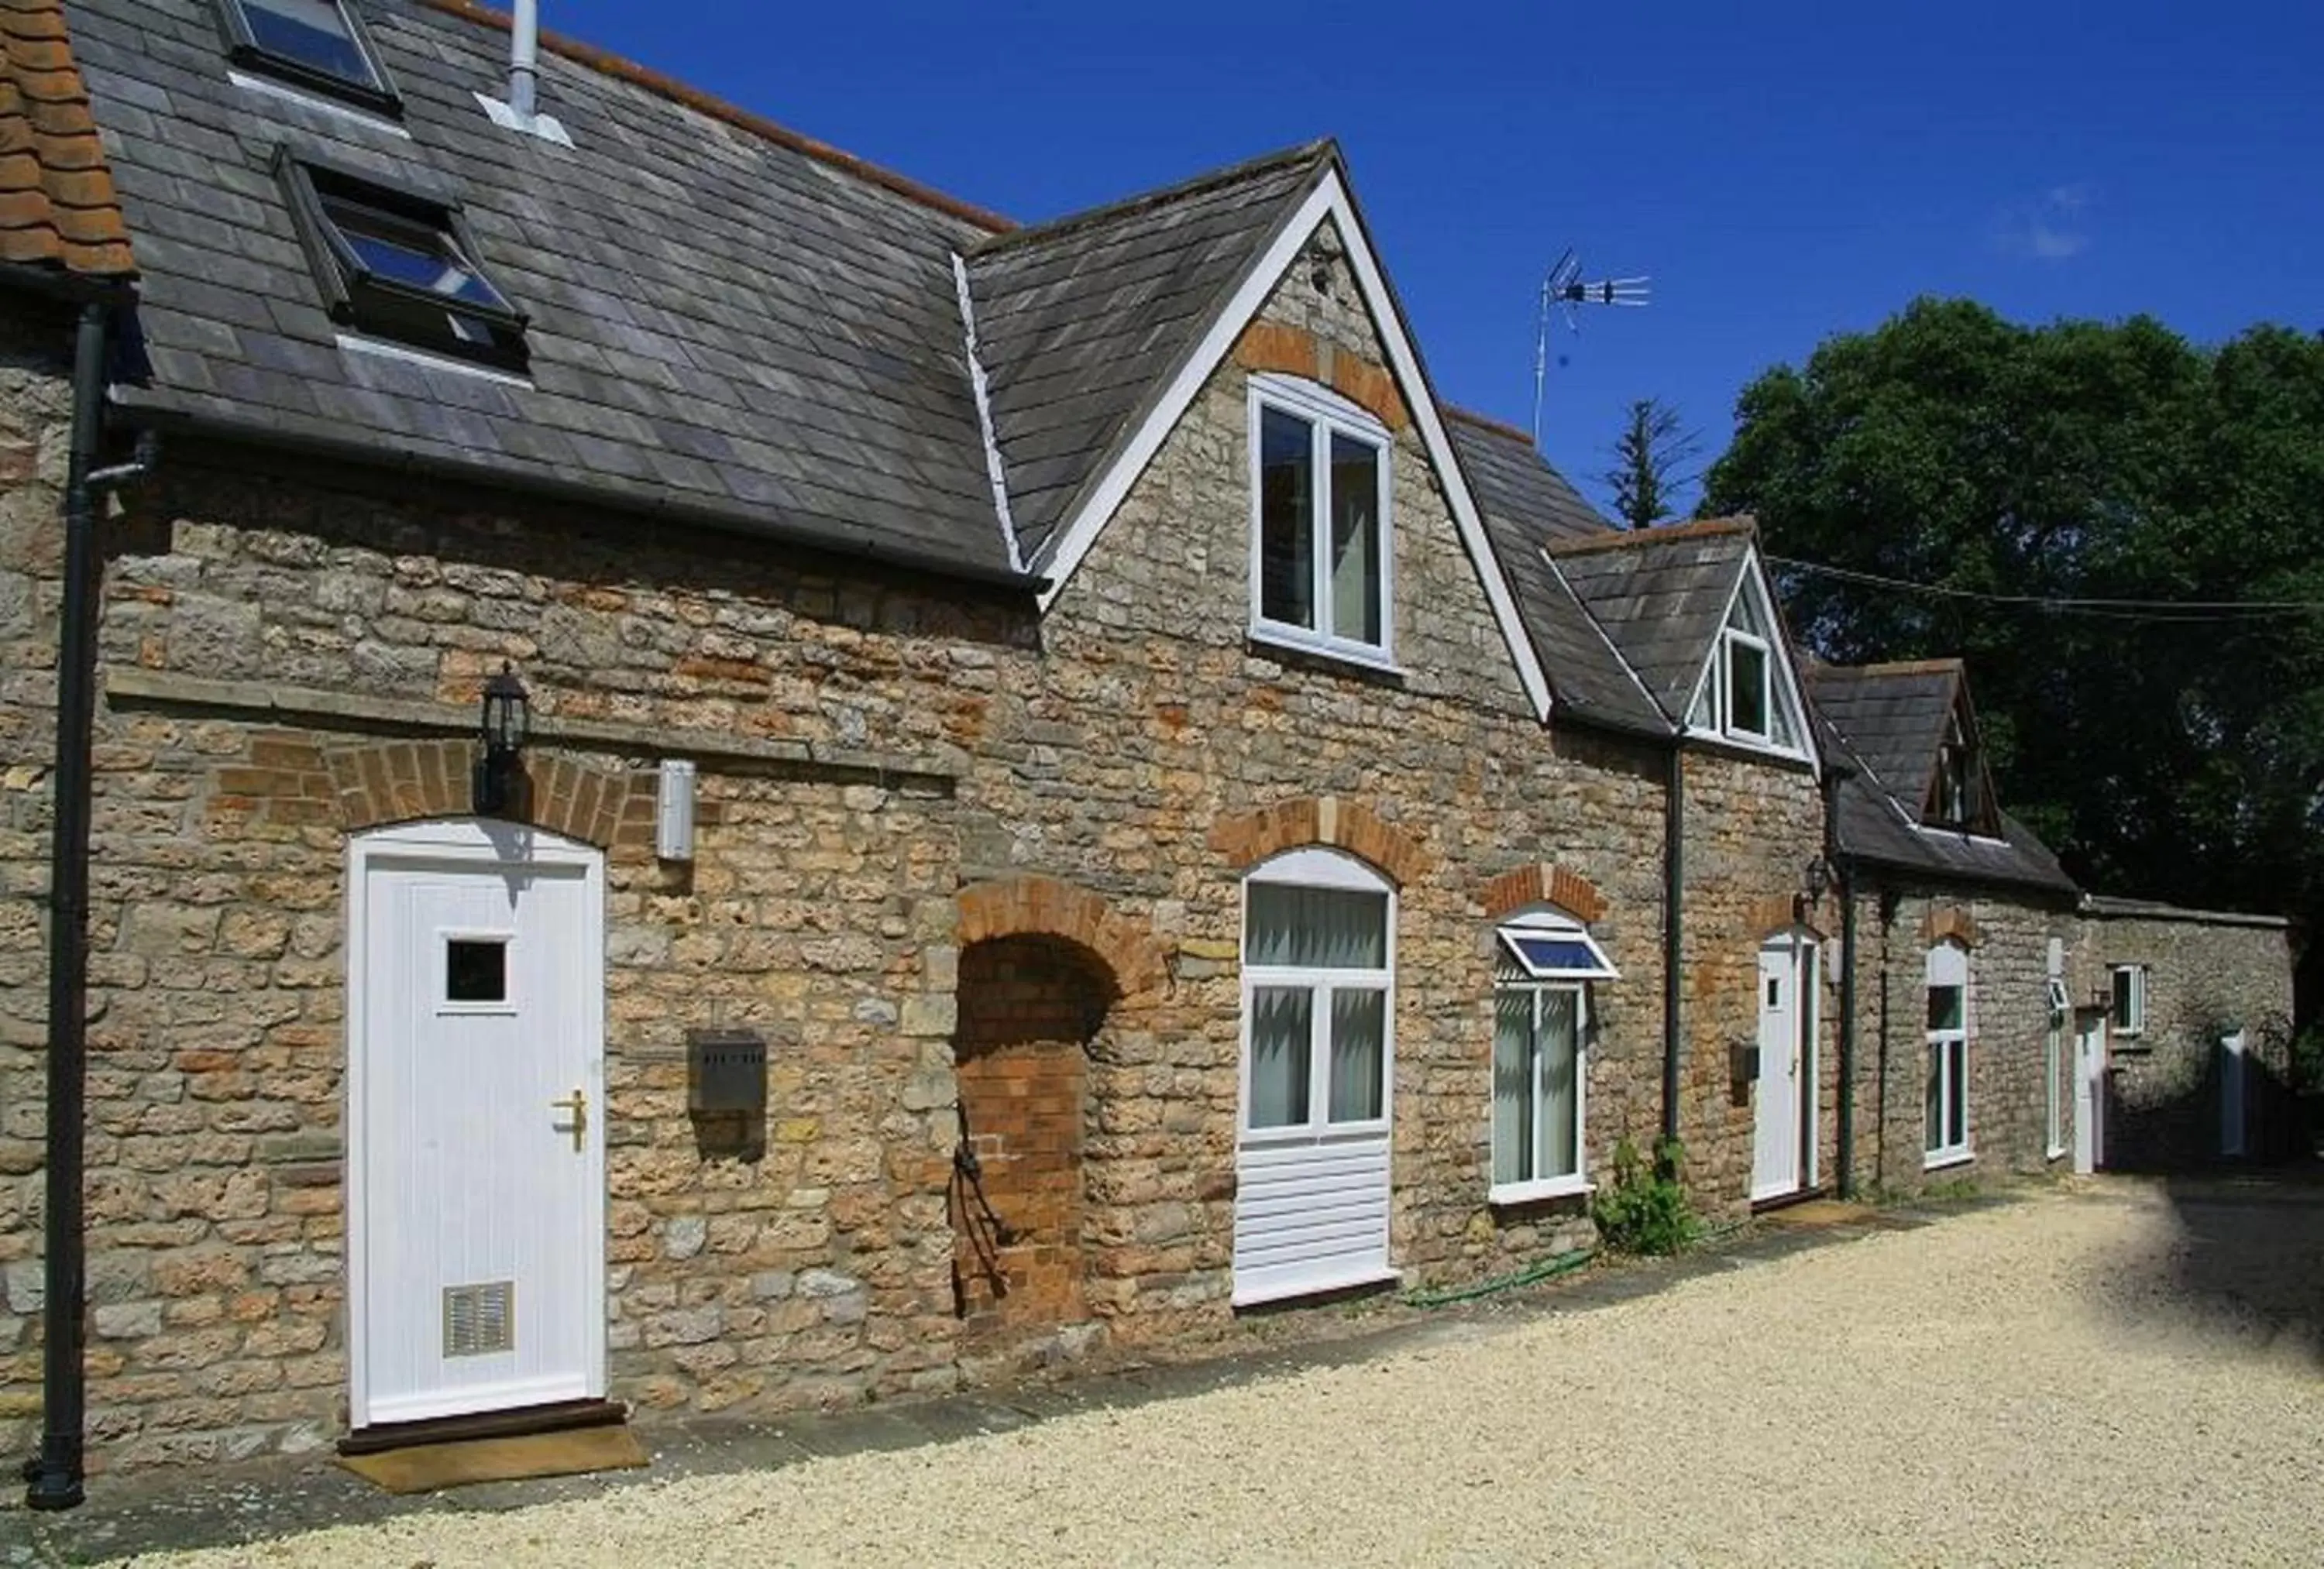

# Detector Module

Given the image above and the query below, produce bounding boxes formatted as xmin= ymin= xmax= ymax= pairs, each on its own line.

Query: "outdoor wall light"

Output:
xmin=472 ymin=661 xmax=531 ymax=815
xmin=1803 ymin=855 xmax=1834 ymax=904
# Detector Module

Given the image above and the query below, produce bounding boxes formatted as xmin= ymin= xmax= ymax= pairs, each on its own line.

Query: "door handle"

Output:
xmin=551 ymin=1087 xmax=587 ymax=1153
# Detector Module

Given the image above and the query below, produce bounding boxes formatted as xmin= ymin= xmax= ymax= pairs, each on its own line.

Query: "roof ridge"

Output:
xmin=1444 ymin=403 xmax=1535 ymax=445
xmin=1831 ymin=656 xmax=1965 ymax=678
xmin=413 ymin=0 xmax=1016 ymax=234
xmin=1545 ymin=514 xmax=1756 ymax=557
xmin=966 ymin=139 xmax=1336 ymax=258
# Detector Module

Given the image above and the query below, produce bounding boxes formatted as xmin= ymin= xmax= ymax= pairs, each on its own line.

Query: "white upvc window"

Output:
xmin=1924 ymin=940 xmax=1971 ymax=1166
xmin=1686 ymin=569 xmax=1803 ymax=755
xmin=2109 ymin=964 xmax=2146 ymax=1038
xmin=1490 ymin=913 xmax=1617 ymax=1203
xmin=1249 ymin=376 xmax=1393 ymax=667
xmin=2044 ymin=977 xmax=2070 ymax=1159
xmin=1241 ymin=849 xmax=1394 ymax=1136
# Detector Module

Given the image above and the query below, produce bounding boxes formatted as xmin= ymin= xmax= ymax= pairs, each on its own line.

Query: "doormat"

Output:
xmin=1759 ymin=1199 xmax=1874 ymax=1227
xmin=339 ymin=1423 xmax=648 ymax=1494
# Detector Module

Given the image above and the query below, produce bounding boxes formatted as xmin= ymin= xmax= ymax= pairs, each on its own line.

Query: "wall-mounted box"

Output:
xmin=687 ymin=1028 xmax=765 ymax=1114
xmin=1730 ymin=1042 xmax=1760 ymax=1083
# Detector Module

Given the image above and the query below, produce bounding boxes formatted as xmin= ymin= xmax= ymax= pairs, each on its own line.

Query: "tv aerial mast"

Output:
xmin=1531 ymin=249 xmax=1650 ymax=448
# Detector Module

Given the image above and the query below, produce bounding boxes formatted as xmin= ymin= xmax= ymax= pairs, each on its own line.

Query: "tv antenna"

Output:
xmin=1531 ymin=249 xmax=1651 ymax=447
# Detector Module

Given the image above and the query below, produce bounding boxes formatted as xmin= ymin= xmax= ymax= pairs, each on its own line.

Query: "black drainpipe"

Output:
xmin=1824 ymin=760 xmax=1858 ymax=1199
xmin=1660 ymin=738 xmax=1684 ymax=1155
xmin=26 ymin=303 xmax=156 ymax=1512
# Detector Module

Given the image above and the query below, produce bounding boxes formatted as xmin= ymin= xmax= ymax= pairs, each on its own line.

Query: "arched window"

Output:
xmin=1241 ymin=849 xmax=1394 ymax=1131
xmin=1491 ymin=908 xmax=1617 ymax=1203
xmin=1925 ymin=939 xmax=1971 ymax=1166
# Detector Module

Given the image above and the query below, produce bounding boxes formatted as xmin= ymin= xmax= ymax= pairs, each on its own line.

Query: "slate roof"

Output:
xmin=0 ymin=0 xmax=132 ymax=278
xmin=1807 ymin=661 xmax=2078 ymax=896
xmin=1549 ymin=518 xmax=1756 ymax=717
xmin=1446 ymin=409 xmax=1669 ymax=736
xmin=67 ymin=0 xmax=1029 ymax=581
xmin=966 ymin=143 xmax=1331 ymax=568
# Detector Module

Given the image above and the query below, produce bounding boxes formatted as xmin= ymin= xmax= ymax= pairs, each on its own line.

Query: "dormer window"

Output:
xmin=1688 ymin=565 xmax=1803 ymax=754
xmin=1928 ymin=712 xmax=1982 ymax=829
xmin=1250 ymin=376 xmax=1392 ymax=666
xmin=215 ymin=0 xmax=400 ymax=115
xmin=277 ymin=153 xmax=528 ymax=373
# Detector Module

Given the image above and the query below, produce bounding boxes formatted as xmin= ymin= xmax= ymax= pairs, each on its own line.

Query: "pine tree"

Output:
xmin=1600 ymin=398 xmax=1703 ymax=529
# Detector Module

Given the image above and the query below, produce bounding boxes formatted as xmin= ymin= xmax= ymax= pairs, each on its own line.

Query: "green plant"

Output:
xmin=1590 ymin=1137 xmax=1699 ymax=1255
xmin=2291 ymin=1025 xmax=2324 ymax=1099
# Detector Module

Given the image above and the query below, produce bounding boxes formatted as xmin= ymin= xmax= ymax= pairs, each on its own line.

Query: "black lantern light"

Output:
xmin=472 ymin=661 xmax=531 ymax=815
xmin=1803 ymin=854 xmax=1834 ymax=905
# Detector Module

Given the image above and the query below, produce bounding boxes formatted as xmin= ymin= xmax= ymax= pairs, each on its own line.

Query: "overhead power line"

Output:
xmin=1765 ymin=555 xmax=2324 ymax=623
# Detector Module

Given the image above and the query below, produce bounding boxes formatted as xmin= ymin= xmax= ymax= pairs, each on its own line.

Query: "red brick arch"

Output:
xmin=321 ymin=737 xmax=641 ymax=850
xmin=1921 ymin=905 xmax=1982 ymax=949
xmin=1208 ymin=795 xmax=1432 ymax=888
xmin=954 ymin=875 xmax=1164 ymax=999
xmin=1481 ymin=862 xmax=1609 ymax=924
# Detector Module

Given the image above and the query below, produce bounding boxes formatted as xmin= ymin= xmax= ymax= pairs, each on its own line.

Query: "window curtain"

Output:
xmin=1246 ymin=884 xmax=1387 ymax=969
xmin=1329 ymin=433 xmax=1380 ymax=644
xmin=1537 ymin=990 xmax=1579 ymax=1178
xmin=1493 ymin=988 xmax=1580 ymax=1183
xmin=1329 ymin=990 xmax=1386 ymax=1122
xmin=1492 ymin=990 xmax=1532 ymax=1184
xmin=1248 ymin=987 xmax=1312 ymax=1128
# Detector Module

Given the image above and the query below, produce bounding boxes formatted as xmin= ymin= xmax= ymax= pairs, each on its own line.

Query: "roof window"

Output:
xmin=216 ymin=0 xmax=400 ymax=114
xmin=277 ymin=153 xmax=528 ymax=373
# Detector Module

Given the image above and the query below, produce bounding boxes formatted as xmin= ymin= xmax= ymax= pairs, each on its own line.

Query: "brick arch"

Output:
xmin=1748 ymin=892 xmax=1827 ymax=939
xmin=321 ymin=738 xmax=638 ymax=850
xmin=1481 ymin=862 xmax=1609 ymax=924
xmin=954 ymin=875 xmax=1164 ymax=999
xmin=1232 ymin=321 xmax=1411 ymax=432
xmin=1920 ymin=905 xmax=1982 ymax=949
xmin=1208 ymin=795 xmax=1432 ymax=888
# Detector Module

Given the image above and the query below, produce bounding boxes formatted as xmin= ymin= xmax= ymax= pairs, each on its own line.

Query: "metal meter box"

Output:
xmin=688 ymin=1028 xmax=766 ymax=1114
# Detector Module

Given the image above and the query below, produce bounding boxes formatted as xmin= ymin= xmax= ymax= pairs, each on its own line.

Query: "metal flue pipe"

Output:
xmin=509 ymin=0 xmax=539 ymax=118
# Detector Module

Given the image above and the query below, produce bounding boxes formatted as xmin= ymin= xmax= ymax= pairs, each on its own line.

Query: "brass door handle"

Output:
xmin=551 ymin=1087 xmax=587 ymax=1152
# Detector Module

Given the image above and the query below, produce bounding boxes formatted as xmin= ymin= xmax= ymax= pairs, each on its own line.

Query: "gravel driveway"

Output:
xmin=111 ymin=1183 xmax=2324 ymax=1567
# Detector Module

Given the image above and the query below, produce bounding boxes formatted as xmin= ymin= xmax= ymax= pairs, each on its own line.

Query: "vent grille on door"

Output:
xmin=442 ymin=1281 xmax=514 ymax=1357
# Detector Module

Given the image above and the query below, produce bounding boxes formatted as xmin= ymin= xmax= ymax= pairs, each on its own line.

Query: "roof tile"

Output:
xmin=0 ymin=0 xmax=132 ymax=276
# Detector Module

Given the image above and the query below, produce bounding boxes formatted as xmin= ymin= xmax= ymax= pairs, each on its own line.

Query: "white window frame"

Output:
xmin=1239 ymin=847 xmax=1395 ymax=1141
xmin=1924 ymin=939 xmax=1972 ymax=1169
xmin=1681 ymin=558 xmax=1813 ymax=767
xmin=2109 ymin=964 xmax=2146 ymax=1038
xmin=1246 ymin=374 xmax=1396 ymax=670
xmin=1488 ymin=909 xmax=1607 ymax=1203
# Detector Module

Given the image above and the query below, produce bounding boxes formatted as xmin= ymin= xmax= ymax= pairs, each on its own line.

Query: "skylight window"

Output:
xmin=216 ymin=0 xmax=399 ymax=113
xmin=277 ymin=153 xmax=528 ymax=372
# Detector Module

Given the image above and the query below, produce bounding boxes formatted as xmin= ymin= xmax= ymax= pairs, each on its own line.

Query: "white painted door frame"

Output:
xmin=346 ymin=818 xmax=607 ymax=1430
xmin=2072 ymin=1011 xmax=2106 ymax=1176
xmin=1751 ymin=930 xmax=1819 ymax=1203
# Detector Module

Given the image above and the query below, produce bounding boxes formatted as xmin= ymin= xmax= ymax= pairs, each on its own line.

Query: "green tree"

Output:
xmin=1703 ymin=299 xmax=2324 ymax=1015
xmin=1600 ymin=397 xmax=1703 ymax=528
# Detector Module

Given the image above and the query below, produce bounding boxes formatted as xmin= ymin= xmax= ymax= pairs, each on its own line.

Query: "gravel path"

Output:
xmin=118 ymin=1186 xmax=2324 ymax=1567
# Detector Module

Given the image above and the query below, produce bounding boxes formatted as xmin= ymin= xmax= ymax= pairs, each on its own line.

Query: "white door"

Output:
xmin=2220 ymin=1030 xmax=2247 ymax=1158
xmin=1752 ymin=934 xmax=1816 ymax=1202
xmin=2073 ymin=1015 xmax=2105 ymax=1175
xmin=349 ymin=821 xmax=606 ymax=1429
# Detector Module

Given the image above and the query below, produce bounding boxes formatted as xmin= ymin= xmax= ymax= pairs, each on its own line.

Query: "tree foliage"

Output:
xmin=1600 ymin=397 xmax=1703 ymax=528
xmin=1703 ymin=299 xmax=2324 ymax=1010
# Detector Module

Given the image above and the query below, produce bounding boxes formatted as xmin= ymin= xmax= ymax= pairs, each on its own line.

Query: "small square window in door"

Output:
xmin=446 ymin=938 xmax=507 ymax=1003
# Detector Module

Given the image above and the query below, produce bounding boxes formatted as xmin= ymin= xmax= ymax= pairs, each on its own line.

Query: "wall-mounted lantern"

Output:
xmin=1803 ymin=855 xmax=1834 ymax=905
xmin=472 ymin=661 xmax=531 ymax=816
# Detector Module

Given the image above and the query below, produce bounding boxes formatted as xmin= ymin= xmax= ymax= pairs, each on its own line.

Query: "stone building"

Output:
xmin=0 ymin=0 xmax=2298 ymax=1487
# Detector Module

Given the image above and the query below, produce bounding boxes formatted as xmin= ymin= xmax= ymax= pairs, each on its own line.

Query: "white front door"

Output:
xmin=2220 ymin=1029 xmax=2248 ymax=1158
xmin=349 ymin=821 xmax=606 ymax=1429
xmin=2073 ymin=1014 xmax=2106 ymax=1175
xmin=1752 ymin=934 xmax=1816 ymax=1203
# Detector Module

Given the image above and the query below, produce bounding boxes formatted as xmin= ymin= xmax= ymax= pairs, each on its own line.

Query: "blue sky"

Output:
xmin=551 ymin=1 xmax=2321 ymax=519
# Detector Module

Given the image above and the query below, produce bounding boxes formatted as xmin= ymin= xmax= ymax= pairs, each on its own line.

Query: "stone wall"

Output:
xmin=1674 ymin=747 xmax=1833 ymax=1216
xmin=962 ymin=221 xmax=1670 ymax=1317
xmin=1851 ymin=884 xmax=2078 ymax=1193
xmin=2078 ymin=909 xmax=2297 ymax=1168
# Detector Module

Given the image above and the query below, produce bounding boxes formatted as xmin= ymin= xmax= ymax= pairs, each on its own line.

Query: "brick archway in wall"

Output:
xmin=948 ymin=877 xmax=1157 ymax=1344
xmin=1208 ymin=795 xmax=1431 ymax=885
xmin=316 ymin=736 xmax=641 ymax=849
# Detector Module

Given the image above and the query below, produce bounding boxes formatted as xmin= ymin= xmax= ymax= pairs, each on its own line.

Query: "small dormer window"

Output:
xmin=1250 ymin=376 xmax=1392 ymax=666
xmin=1690 ymin=568 xmax=1802 ymax=754
xmin=1929 ymin=713 xmax=1978 ymax=829
xmin=277 ymin=153 xmax=528 ymax=373
xmin=215 ymin=0 xmax=400 ymax=114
